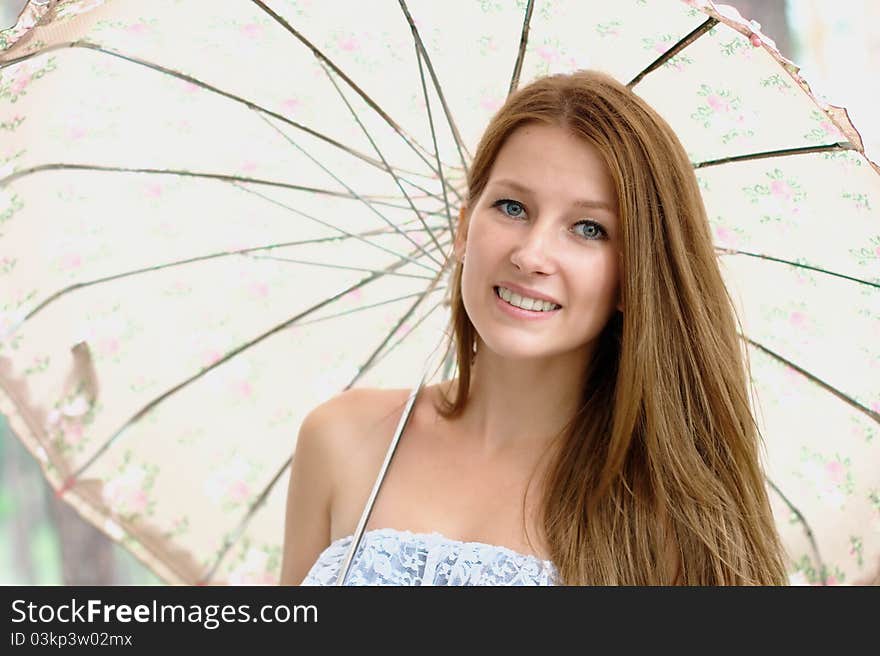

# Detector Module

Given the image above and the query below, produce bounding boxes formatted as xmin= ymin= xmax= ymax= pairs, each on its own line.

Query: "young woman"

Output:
xmin=280 ymin=70 xmax=790 ymax=586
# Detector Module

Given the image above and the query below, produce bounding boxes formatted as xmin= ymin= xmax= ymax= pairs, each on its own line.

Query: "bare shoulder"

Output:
xmin=322 ymin=386 xmax=419 ymax=539
xmin=304 ymin=386 xmax=414 ymax=502
xmin=309 ymin=386 xmax=412 ymax=451
xmin=278 ymin=386 xmax=409 ymax=585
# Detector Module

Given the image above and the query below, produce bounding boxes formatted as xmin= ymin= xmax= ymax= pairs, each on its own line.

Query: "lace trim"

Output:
xmin=363 ymin=527 xmax=557 ymax=567
xmin=302 ymin=527 xmax=558 ymax=586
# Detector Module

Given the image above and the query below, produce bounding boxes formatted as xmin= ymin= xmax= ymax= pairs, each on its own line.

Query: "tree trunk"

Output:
xmin=2 ymin=430 xmax=39 ymax=584
xmin=45 ymin=491 xmax=118 ymax=585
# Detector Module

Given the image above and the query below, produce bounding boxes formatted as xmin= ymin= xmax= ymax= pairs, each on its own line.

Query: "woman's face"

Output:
xmin=456 ymin=121 xmax=622 ymax=363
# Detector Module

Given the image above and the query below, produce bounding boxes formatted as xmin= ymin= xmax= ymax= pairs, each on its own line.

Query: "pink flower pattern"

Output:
xmin=281 ymin=98 xmax=301 ymax=113
xmin=203 ymin=349 xmax=223 ymax=367
xmin=825 ymin=461 xmax=845 ymax=486
xmin=61 ymin=421 xmax=86 ymax=447
xmin=241 ymin=23 xmax=262 ymax=38
xmin=99 ymin=336 xmax=120 ymax=356
xmin=789 ymin=311 xmax=807 ymax=328
xmin=536 ymin=45 xmax=559 ymax=64
xmin=706 ymin=95 xmax=730 ymax=113
xmin=236 ymin=381 xmax=253 ymax=398
xmin=228 ymin=480 xmax=250 ymax=503
xmin=247 ymin=280 xmax=269 ymax=298
xmin=480 ymin=96 xmax=503 ymax=112
xmin=59 ymin=253 xmax=83 ymax=270
xmin=769 ymin=179 xmax=794 ymax=200
xmin=203 ymin=458 xmax=258 ymax=511
xmin=345 ymin=288 xmax=364 ymax=302
xmin=338 ymin=34 xmax=359 ymax=52
xmin=12 ymin=75 xmax=32 ymax=95
xmin=102 ymin=460 xmax=157 ymax=520
xmin=66 ymin=123 xmax=86 ymax=140
xmin=714 ymin=225 xmax=739 ymax=248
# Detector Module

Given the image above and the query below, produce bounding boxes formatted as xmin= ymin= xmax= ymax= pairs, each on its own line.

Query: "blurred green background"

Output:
xmin=1 ymin=0 xmax=877 ymax=585
xmin=1 ymin=414 xmax=162 ymax=584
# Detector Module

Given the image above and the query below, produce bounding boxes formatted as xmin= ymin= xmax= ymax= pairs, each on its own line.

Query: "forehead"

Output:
xmin=486 ymin=123 xmax=616 ymax=205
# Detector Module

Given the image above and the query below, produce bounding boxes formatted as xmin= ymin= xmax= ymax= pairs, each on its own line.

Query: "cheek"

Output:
xmin=460 ymin=255 xmax=485 ymax=306
xmin=459 ymin=248 xmax=496 ymax=321
xmin=461 ymin=222 xmax=497 ymax=279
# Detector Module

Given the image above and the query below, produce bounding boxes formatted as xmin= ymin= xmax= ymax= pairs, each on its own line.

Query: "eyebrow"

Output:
xmin=489 ymin=178 xmax=616 ymax=213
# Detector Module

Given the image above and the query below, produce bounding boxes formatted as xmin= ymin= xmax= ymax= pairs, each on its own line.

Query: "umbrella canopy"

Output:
xmin=0 ymin=0 xmax=877 ymax=585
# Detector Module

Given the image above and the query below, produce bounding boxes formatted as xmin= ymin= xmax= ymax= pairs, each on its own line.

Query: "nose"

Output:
xmin=509 ymin=217 xmax=557 ymax=275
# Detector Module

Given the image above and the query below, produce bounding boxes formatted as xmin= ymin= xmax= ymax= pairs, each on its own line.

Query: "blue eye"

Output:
xmin=573 ymin=220 xmax=608 ymax=240
xmin=493 ymin=198 xmax=526 ymax=219
xmin=493 ymin=198 xmax=608 ymax=241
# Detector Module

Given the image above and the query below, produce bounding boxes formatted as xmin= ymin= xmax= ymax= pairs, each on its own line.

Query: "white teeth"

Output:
xmin=496 ymin=286 xmax=559 ymax=312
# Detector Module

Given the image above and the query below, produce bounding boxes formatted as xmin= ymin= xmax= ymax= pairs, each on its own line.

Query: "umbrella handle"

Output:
xmin=334 ymin=365 xmax=429 ymax=586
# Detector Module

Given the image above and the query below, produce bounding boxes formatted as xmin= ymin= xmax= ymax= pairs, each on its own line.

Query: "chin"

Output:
xmin=475 ymin=332 xmax=565 ymax=361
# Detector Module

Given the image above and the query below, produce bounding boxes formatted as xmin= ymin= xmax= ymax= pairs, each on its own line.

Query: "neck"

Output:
xmin=445 ymin=338 xmax=592 ymax=459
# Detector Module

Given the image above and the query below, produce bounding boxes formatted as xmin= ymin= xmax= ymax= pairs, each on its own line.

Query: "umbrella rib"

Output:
xmin=349 ymin=220 xmax=451 ymax=236
xmin=244 ymin=255 xmax=440 ymax=281
xmin=0 ymin=162 xmax=435 ymax=207
xmin=198 ymin=464 xmax=292 ymax=585
xmin=7 ymin=201 xmax=449 ymax=334
xmin=508 ymin=0 xmax=535 ymax=95
xmin=397 ymin=0 xmax=472 ymax=174
xmin=61 ymin=240 xmax=445 ymax=487
xmin=693 ymin=142 xmax=857 ymax=169
xmin=232 ymin=181 xmax=443 ymax=274
xmin=346 ymin=276 xmax=447 ymax=396
xmin=249 ymin=0 xmax=441 ymax=175
xmin=716 ymin=247 xmax=880 ymax=290
xmin=765 ymin=477 xmax=829 ymax=585
xmin=200 ymin=287 xmax=446 ymax=584
xmin=0 ymin=42 xmax=434 ymax=178
xmin=13 ymin=221 xmax=446 ymax=331
xmin=198 ymin=261 xmax=448 ymax=584
xmin=255 ymin=112 xmax=447 ymax=270
xmin=315 ymin=61 xmax=449 ymax=263
xmin=292 ymin=286 xmax=447 ymax=328
xmin=342 ymin=262 xmax=449 ymax=395
xmin=361 ymin=297 xmax=447 ymax=374
xmin=412 ymin=33 xmax=455 ymax=237
xmin=741 ymin=335 xmax=880 ymax=425
xmin=627 ymin=17 xmax=718 ymax=88
xmin=1 ymin=162 xmax=451 ymax=216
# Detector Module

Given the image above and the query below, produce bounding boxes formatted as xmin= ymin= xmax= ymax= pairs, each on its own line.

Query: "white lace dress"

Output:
xmin=301 ymin=527 xmax=559 ymax=586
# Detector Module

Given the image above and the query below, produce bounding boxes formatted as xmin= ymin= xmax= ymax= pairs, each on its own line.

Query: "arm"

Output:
xmin=279 ymin=400 xmax=338 ymax=586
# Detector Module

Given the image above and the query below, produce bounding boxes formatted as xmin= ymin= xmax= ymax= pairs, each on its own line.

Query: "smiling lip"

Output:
xmin=493 ymin=287 xmax=560 ymax=320
xmin=495 ymin=281 xmax=562 ymax=307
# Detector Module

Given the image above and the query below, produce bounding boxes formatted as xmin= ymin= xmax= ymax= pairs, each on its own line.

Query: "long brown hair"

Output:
xmin=434 ymin=70 xmax=789 ymax=585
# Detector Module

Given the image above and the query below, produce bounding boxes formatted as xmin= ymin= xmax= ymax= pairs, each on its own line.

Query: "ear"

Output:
xmin=453 ymin=205 xmax=469 ymax=262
